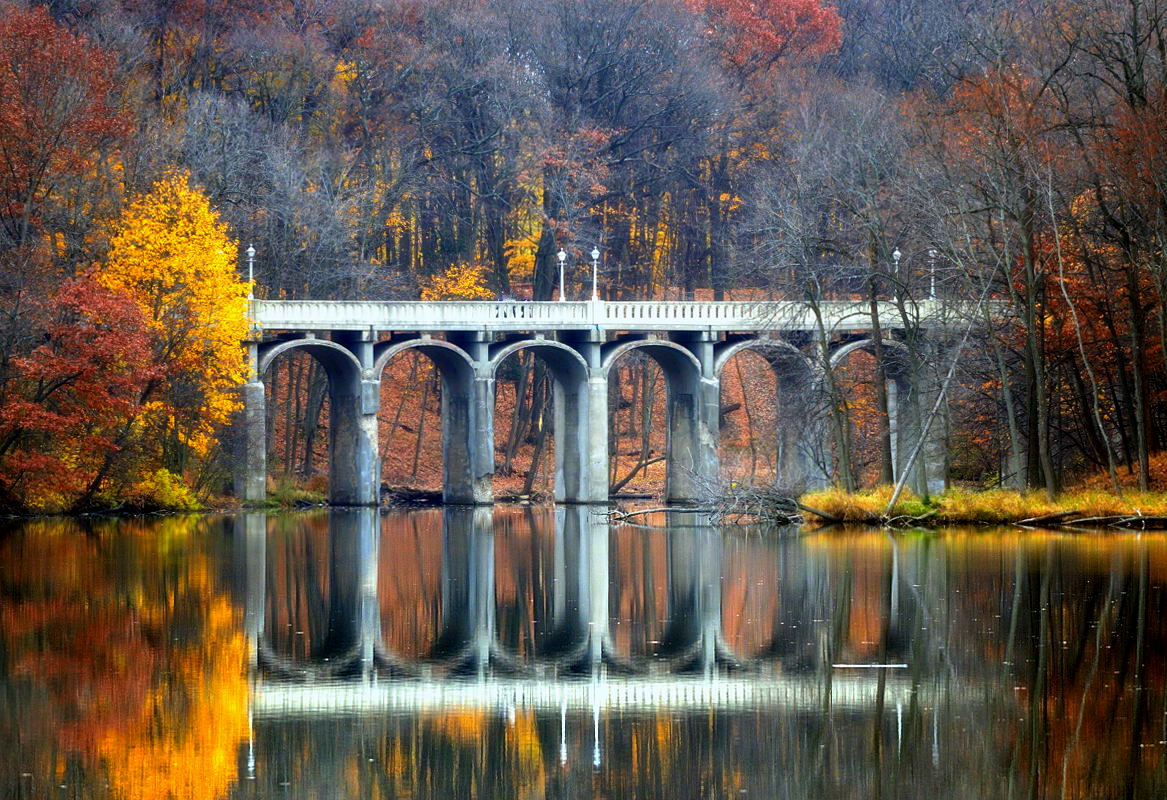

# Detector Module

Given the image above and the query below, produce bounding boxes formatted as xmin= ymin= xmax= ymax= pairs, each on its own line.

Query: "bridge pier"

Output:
xmin=661 ymin=334 xmax=721 ymax=503
xmin=237 ymin=378 xmax=267 ymax=504
xmin=443 ymin=334 xmax=495 ymax=505
xmin=552 ymin=355 xmax=595 ymax=504
xmin=329 ymin=334 xmax=380 ymax=506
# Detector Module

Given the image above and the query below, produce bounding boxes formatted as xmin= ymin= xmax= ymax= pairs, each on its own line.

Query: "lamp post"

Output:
xmin=590 ymin=247 xmax=600 ymax=301
xmin=557 ymin=248 xmax=567 ymax=301
xmin=928 ymin=248 xmax=937 ymax=299
xmin=246 ymin=244 xmax=255 ymax=299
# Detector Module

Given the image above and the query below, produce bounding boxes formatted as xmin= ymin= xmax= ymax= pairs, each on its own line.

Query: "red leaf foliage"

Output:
xmin=685 ymin=0 xmax=843 ymax=74
xmin=0 ymin=276 xmax=155 ymax=510
xmin=0 ymin=5 xmax=128 ymax=240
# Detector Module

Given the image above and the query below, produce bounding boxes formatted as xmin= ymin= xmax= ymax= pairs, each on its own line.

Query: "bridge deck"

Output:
xmin=253 ymin=674 xmax=960 ymax=718
xmin=250 ymin=299 xmax=949 ymax=334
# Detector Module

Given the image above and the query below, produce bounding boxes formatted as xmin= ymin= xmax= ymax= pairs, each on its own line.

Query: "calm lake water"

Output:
xmin=3 ymin=508 xmax=1167 ymax=799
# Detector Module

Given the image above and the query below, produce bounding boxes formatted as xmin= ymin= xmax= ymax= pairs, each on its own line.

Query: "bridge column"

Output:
xmin=330 ymin=334 xmax=380 ymax=506
xmin=566 ymin=336 xmax=608 ymax=504
xmin=918 ymin=339 xmax=949 ymax=496
xmin=237 ymin=378 xmax=268 ymax=504
xmin=234 ymin=341 xmax=267 ymax=503
xmin=667 ymin=334 xmax=720 ymax=504
xmin=889 ymin=345 xmax=947 ymax=498
xmin=774 ymin=366 xmax=831 ymax=490
xmin=554 ymin=343 xmax=599 ymax=504
xmin=444 ymin=334 xmax=494 ymax=505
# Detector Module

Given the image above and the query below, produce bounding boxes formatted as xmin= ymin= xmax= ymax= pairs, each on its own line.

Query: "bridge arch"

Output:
xmin=373 ymin=338 xmax=475 ymax=383
xmin=373 ymin=339 xmax=482 ymax=504
xmin=255 ymin=338 xmax=374 ymax=505
xmin=257 ymin=337 xmax=364 ymax=384
xmin=600 ymin=338 xmax=715 ymax=503
xmin=826 ymin=337 xmax=919 ymax=490
xmin=828 ymin=336 xmax=910 ymax=372
xmin=489 ymin=338 xmax=589 ymax=383
xmin=601 ymin=338 xmax=701 ymax=381
xmin=713 ymin=337 xmax=816 ymax=378
xmin=713 ymin=339 xmax=828 ymax=489
xmin=488 ymin=339 xmax=593 ymax=503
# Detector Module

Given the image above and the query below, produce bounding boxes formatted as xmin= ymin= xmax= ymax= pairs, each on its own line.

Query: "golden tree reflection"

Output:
xmin=1 ymin=515 xmax=248 ymax=800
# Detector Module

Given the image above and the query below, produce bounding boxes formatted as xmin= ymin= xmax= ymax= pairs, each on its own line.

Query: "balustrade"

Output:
xmin=251 ymin=298 xmax=951 ymax=333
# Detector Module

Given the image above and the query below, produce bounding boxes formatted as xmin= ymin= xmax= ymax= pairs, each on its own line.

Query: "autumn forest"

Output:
xmin=2 ymin=0 xmax=1167 ymax=511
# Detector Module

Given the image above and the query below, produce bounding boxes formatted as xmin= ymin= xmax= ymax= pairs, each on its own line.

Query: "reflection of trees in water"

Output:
xmin=6 ymin=512 xmax=1167 ymax=798
xmin=0 ymin=515 xmax=248 ymax=800
xmin=252 ymin=512 xmax=1167 ymax=799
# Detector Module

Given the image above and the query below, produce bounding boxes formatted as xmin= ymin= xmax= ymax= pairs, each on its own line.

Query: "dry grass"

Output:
xmin=800 ymin=487 xmax=930 ymax=523
xmin=800 ymin=485 xmax=1167 ymax=526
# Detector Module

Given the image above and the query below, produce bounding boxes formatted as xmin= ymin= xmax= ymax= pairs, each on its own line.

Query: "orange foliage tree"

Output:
xmin=686 ymin=0 xmax=843 ymax=75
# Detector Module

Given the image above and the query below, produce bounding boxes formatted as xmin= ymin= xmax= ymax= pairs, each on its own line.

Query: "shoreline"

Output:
xmin=7 ymin=485 xmax=1167 ymax=531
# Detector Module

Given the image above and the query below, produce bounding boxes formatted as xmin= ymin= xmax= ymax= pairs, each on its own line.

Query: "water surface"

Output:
xmin=3 ymin=508 xmax=1166 ymax=799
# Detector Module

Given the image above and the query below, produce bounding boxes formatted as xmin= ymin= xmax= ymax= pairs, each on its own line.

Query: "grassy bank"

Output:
xmin=799 ymin=486 xmax=1167 ymax=528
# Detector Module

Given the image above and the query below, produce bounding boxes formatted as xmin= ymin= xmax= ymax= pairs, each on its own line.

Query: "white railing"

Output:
xmin=250 ymin=298 xmax=951 ymax=333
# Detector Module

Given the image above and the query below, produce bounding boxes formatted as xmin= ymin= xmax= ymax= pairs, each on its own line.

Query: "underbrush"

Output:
xmin=263 ymin=475 xmax=327 ymax=508
xmin=799 ymin=485 xmax=1167 ymax=526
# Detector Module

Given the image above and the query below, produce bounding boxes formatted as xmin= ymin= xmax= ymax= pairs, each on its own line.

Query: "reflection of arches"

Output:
xmin=714 ymin=338 xmax=828 ymax=489
xmin=489 ymin=340 xmax=593 ymax=503
xmin=436 ymin=506 xmax=525 ymax=677
xmin=373 ymin=339 xmax=486 ymax=504
xmin=252 ymin=509 xmax=414 ymax=679
xmin=542 ymin=506 xmax=636 ymax=674
xmin=655 ymin=513 xmax=740 ymax=673
xmin=601 ymin=339 xmax=717 ymax=503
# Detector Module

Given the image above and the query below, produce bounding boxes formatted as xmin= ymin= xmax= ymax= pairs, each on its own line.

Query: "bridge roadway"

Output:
xmin=240 ymin=298 xmax=954 ymax=505
xmin=251 ymin=673 xmax=948 ymax=718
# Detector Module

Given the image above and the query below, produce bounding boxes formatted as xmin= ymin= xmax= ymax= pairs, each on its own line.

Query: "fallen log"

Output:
xmin=380 ymin=485 xmax=443 ymax=506
xmin=605 ymin=506 xmax=709 ymax=522
xmin=1015 ymin=510 xmax=1082 ymax=527
xmin=1066 ymin=515 xmax=1127 ymax=528
xmin=1111 ymin=515 xmax=1167 ymax=530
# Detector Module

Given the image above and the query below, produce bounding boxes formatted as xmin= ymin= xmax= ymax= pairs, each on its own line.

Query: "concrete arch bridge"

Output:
xmin=238 ymin=298 xmax=955 ymax=505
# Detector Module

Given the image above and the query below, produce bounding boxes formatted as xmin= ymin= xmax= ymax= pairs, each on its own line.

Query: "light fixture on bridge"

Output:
xmin=591 ymin=247 xmax=601 ymax=302
xmin=557 ymin=248 xmax=567 ymax=302
xmin=246 ymin=243 xmax=256 ymax=299
xmin=892 ymin=247 xmax=901 ymax=269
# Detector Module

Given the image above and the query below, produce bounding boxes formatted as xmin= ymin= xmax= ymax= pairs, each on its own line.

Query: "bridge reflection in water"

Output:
xmin=231 ymin=508 xmax=979 ymax=797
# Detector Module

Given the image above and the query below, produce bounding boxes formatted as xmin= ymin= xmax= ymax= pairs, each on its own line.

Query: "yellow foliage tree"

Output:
xmin=420 ymin=262 xmax=494 ymax=300
xmin=98 ymin=171 xmax=249 ymax=466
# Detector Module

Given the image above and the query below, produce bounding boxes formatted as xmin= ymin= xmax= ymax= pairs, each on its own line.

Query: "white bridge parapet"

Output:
xmin=250 ymin=298 xmax=951 ymax=334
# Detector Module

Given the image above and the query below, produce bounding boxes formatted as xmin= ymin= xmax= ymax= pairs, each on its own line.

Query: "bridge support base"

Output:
xmin=236 ymin=380 xmax=267 ymax=504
